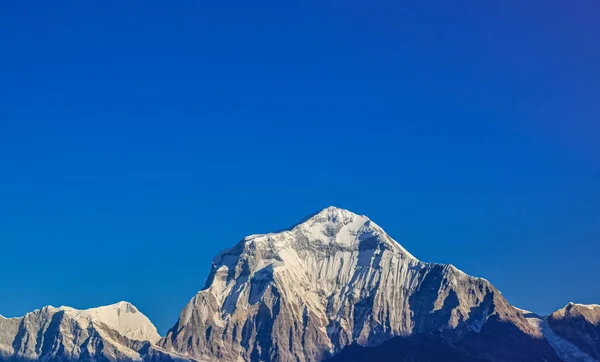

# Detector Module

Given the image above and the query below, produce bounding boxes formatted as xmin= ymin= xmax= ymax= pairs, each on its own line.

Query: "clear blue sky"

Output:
xmin=1 ymin=1 xmax=598 ymax=334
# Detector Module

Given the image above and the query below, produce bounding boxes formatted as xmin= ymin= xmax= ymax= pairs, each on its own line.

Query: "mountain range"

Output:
xmin=1 ymin=207 xmax=598 ymax=362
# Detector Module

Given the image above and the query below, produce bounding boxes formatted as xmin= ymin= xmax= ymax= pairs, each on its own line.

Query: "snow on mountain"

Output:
xmin=58 ymin=301 xmax=161 ymax=343
xmin=2 ymin=206 xmax=597 ymax=362
xmin=518 ymin=307 xmax=597 ymax=362
xmin=159 ymin=206 xmax=557 ymax=362
xmin=0 ymin=302 xmax=160 ymax=362
xmin=547 ymin=303 xmax=600 ymax=361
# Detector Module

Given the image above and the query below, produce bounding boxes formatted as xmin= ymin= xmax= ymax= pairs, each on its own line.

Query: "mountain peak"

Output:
xmin=104 ymin=300 xmax=139 ymax=313
xmin=309 ymin=205 xmax=360 ymax=220
xmin=234 ymin=206 xmax=416 ymax=262
xmin=163 ymin=207 xmax=560 ymax=362
xmin=287 ymin=206 xmax=363 ymax=230
xmin=50 ymin=301 xmax=159 ymax=343
xmin=296 ymin=206 xmax=368 ymax=229
xmin=555 ymin=302 xmax=600 ymax=321
xmin=565 ymin=302 xmax=600 ymax=309
xmin=58 ymin=301 xmax=137 ymax=313
xmin=295 ymin=206 xmax=416 ymax=258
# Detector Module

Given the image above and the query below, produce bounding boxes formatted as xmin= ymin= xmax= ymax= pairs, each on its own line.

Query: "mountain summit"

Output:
xmin=281 ymin=206 xmax=416 ymax=259
xmin=159 ymin=207 xmax=559 ymax=362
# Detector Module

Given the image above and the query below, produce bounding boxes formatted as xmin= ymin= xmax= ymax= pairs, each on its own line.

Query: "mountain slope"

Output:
xmin=159 ymin=206 xmax=560 ymax=362
xmin=0 ymin=316 xmax=20 ymax=360
xmin=520 ymin=309 xmax=597 ymax=362
xmin=0 ymin=302 xmax=160 ymax=362
xmin=58 ymin=302 xmax=161 ymax=344
xmin=547 ymin=303 xmax=600 ymax=361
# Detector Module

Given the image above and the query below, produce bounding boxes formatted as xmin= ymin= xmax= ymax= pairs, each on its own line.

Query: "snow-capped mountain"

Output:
xmin=2 ymin=206 xmax=598 ymax=362
xmin=0 ymin=301 xmax=160 ymax=362
xmin=158 ymin=207 xmax=559 ymax=361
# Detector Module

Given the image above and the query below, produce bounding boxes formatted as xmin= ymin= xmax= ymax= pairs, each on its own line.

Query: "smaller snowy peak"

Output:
xmin=2 ymin=302 xmax=164 ymax=362
xmin=557 ymin=302 xmax=600 ymax=314
xmin=65 ymin=301 xmax=160 ymax=343
xmin=60 ymin=300 xmax=140 ymax=315
xmin=522 ymin=312 xmax=597 ymax=362
xmin=551 ymin=302 xmax=600 ymax=324
xmin=545 ymin=303 xmax=600 ymax=361
xmin=14 ymin=301 xmax=161 ymax=343
xmin=567 ymin=302 xmax=600 ymax=309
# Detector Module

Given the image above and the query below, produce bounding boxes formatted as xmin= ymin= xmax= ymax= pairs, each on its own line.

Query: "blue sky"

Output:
xmin=1 ymin=1 xmax=598 ymax=334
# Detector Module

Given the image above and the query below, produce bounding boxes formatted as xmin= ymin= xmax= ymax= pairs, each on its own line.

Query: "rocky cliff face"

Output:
xmin=0 ymin=302 xmax=161 ymax=362
xmin=158 ymin=207 xmax=558 ymax=362
xmin=0 ymin=317 xmax=20 ymax=360
xmin=547 ymin=303 xmax=600 ymax=361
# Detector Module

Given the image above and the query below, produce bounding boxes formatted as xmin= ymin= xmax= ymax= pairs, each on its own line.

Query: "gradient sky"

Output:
xmin=1 ymin=1 xmax=599 ymax=334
